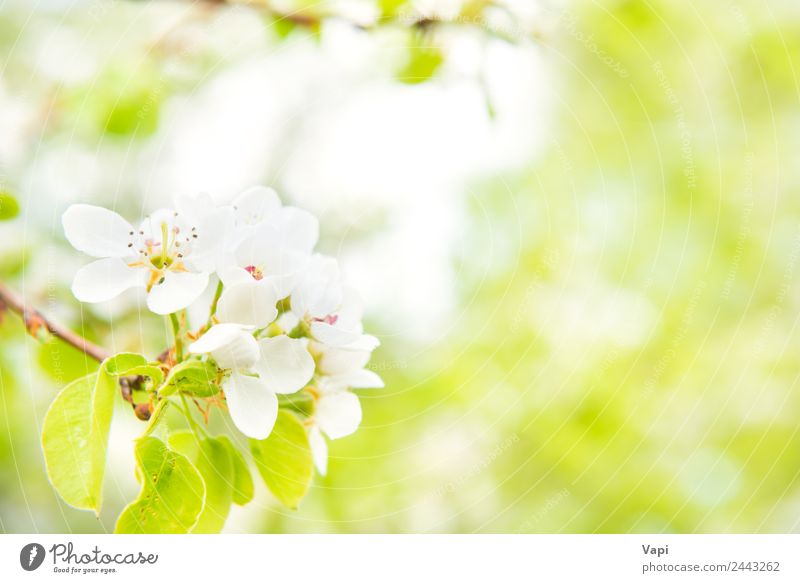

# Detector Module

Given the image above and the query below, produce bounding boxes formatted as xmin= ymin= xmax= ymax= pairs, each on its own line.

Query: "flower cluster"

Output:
xmin=63 ymin=187 xmax=382 ymax=473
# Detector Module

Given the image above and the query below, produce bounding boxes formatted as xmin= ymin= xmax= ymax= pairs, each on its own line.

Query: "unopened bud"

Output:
xmin=134 ymin=402 xmax=153 ymax=421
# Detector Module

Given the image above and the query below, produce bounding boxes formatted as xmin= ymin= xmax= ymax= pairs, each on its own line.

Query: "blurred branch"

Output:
xmin=180 ymin=0 xmax=530 ymax=43
xmin=0 ymin=282 xmax=110 ymax=362
xmin=185 ymin=0 xmax=335 ymax=29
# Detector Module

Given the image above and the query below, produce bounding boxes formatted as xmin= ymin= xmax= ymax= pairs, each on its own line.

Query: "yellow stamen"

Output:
xmin=160 ymin=221 xmax=169 ymax=265
xmin=146 ymin=269 xmax=162 ymax=292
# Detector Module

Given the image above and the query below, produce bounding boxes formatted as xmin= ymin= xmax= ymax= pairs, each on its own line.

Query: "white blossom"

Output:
xmin=314 ymin=341 xmax=384 ymax=392
xmin=63 ymin=185 xmax=383 ymax=463
xmin=189 ymin=324 xmax=314 ymax=439
xmin=292 ymin=255 xmax=380 ymax=351
xmin=213 ymin=186 xmax=319 ymax=327
xmin=307 ymin=342 xmax=384 ymax=475
xmin=232 ymin=186 xmax=319 ymax=253
xmin=62 ymin=200 xmax=233 ymax=315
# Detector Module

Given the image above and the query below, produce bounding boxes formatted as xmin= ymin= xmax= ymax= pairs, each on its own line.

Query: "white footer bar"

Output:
xmin=1 ymin=535 xmax=796 ymax=582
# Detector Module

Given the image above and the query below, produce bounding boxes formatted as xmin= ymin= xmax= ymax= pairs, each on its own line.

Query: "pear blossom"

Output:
xmin=215 ymin=224 xmax=309 ymax=326
xmin=189 ymin=324 xmax=314 ymax=439
xmin=232 ymin=186 xmax=282 ymax=230
xmin=212 ymin=187 xmax=319 ymax=327
xmin=307 ymin=391 xmax=365 ymax=476
xmin=174 ymin=193 xmax=238 ymax=272
xmin=313 ymin=341 xmax=384 ymax=392
xmin=292 ymin=255 xmax=380 ymax=351
xmin=232 ymin=186 xmax=319 ymax=251
xmin=62 ymin=201 xmax=233 ymax=315
xmin=54 ymin=185 xmax=384 ymax=518
xmin=307 ymin=342 xmax=384 ymax=475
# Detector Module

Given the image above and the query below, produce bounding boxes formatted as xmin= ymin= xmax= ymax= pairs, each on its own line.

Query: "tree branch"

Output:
xmin=178 ymin=0 xmax=525 ymax=42
xmin=0 ymin=282 xmax=110 ymax=363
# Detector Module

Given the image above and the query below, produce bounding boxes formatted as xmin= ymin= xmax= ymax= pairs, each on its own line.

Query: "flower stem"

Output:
xmin=179 ymin=393 xmax=206 ymax=439
xmin=206 ymin=279 xmax=224 ymax=327
xmin=169 ymin=312 xmax=183 ymax=362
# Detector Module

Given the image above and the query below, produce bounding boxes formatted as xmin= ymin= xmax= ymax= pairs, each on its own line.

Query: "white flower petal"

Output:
xmin=185 ymin=274 xmax=221 ymax=330
xmin=71 ymin=258 xmax=144 ymax=303
xmin=311 ymin=321 xmax=362 ymax=347
xmin=139 ymin=208 xmax=175 ymax=234
xmin=189 ymin=324 xmax=259 ymax=370
xmin=234 ymin=186 xmax=281 ymax=226
xmin=216 ymin=279 xmax=279 ymax=328
xmin=316 ymin=345 xmax=371 ymax=376
xmin=263 ymin=273 xmax=297 ymax=300
xmin=274 ymin=207 xmax=319 ymax=253
xmin=218 ymin=265 xmax=252 ymax=287
xmin=235 ymin=225 xmax=307 ymax=273
xmin=189 ymin=323 xmax=246 ymax=352
xmin=233 ymin=227 xmax=308 ymax=298
xmin=316 ymin=391 xmax=362 ymax=439
xmin=308 ymin=426 xmax=328 ymax=476
xmin=295 ymin=282 xmax=343 ymax=320
xmin=337 ymin=287 xmax=365 ymax=328
xmin=319 ymin=368 xmax=383 ymax=392
xmin=62 ymin=204 xmax=136 ymax=258
xmin=146 ymin=271 xmax=209 ymax=315
xmin=233 ymin=225 xmax=276 ymax=267
xmin=324 ymin=370 xmax=384 ymax=391
xmin=340 ymin=334 xmax=381 ymax=352
xmin=291 ymin=255 xmax=342 ymax=318
xmin=275 ymin=311 xmax=300 ymax=333
xmin=255 ymin=335 xmax=314 ymax=394
xmin=224 ymin=372 xmax=278 ymax=440
xmin=347 ymin=369 xmax=384 ymax=389
xmin=187 ymin=207 xmax=236 ymax=273
xmin=174 ymin=193 xmax=216 ymax=221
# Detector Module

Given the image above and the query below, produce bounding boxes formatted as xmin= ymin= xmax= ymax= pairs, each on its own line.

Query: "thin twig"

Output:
xmin=0 ymin=282 xmax=110 ymax=362
xmin=178 ymin=0 xmax=525 ymax=42
xmin=168 ymin=312 xmax=184 ymax=362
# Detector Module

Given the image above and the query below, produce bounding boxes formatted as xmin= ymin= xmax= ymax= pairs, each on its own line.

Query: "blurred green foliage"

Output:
xmin=0 ymin=193 xmax=19 ymax=221
xmin=396 ymin=35 xmax=444 ymax=85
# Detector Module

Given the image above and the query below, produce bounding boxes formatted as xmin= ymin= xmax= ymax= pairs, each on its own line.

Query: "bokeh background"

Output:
xmin=2 ymin=0 xmax=800 ymax=533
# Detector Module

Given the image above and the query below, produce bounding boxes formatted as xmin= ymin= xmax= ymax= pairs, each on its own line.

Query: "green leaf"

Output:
xmin=161 ymin=424 xmax=249 ymax=514
xmin=397 ymin=43 xmax=444 ymax=84
xmin=159 ymin=360 xmax=218 ymax=397
xmin=37 ymin=338 xmax=100 ymax=383
xmin=266 ymin=7 xmax=321 ymax=40
xmin=193 ymin=438 xmax=233 ymax=533
xmin=41 ymin=369 xmax=116 ymax=514
xmin=378 ymin=0 xmax=408 ymax=18
xmin=142 ymin=400 xmax=169 ymax=437
xmin=0 ymin=192 xmax=19 ymax=220
xmin=169 ymin=432 xmax=234 ymax=533
xmin=104 ymin=353 xmax=146 ymax=374
xmin=104 ymin=352 xmax=164 ymax=386
xmin=250 ymin=411 xmax=313 ymax=509
xmin=101 ymin=75 xmax=161 ymax=137
xmin=219 ymin=435 xmax=254 ymax=506
xmin=115 ymin=437 xmax=205 ymax=534
xmin=269 ymin=16 xmax=297 ymax=39
xmin=278 ymin=391 xmax=315 ymax=417
xmin=168 ymin=430 xmax=200 ymax=460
